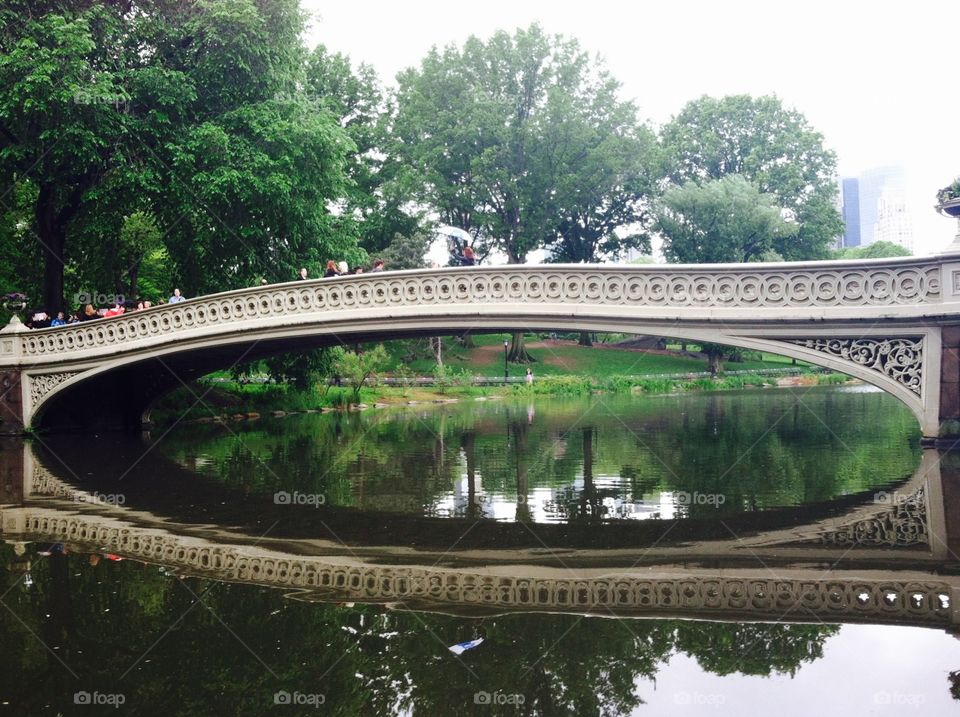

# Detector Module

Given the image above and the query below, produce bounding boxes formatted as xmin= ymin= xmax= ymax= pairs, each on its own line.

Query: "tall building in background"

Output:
xmin=838 ymin=166 xmax=914 ymax=252
xmin=840 ymin=177 xmax=861 ymax=248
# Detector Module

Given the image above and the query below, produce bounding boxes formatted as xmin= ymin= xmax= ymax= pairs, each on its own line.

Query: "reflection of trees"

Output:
xmin=0 ymin=544 xmax=843 ymax=715
xmin=155 ymin=388 xmax=920 ymax=523
xmin=674 ymin=622 xmax=839 ymax=677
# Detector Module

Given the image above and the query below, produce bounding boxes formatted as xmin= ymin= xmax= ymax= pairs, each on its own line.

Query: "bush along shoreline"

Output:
xmin=147 ymin=370 xmax=858 ymax=427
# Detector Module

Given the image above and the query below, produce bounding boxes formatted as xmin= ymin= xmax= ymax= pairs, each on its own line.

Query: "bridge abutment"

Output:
xmin=0 ymin=370 xmax=25 ymax=435
xmin=940 ymin=327 xmax=960 ymax=438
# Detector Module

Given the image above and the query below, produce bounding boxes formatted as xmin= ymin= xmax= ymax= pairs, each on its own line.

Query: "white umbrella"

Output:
xmin=434 ymin=225 xmax=473 ymax=243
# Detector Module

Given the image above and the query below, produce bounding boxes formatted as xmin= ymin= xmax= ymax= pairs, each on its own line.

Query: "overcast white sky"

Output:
xmin=304 ymin=0 xmax=960 ymax=256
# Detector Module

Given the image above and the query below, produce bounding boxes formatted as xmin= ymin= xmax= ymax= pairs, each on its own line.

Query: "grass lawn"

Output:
xmin=395 ymin=333 xmax=805 ymax=378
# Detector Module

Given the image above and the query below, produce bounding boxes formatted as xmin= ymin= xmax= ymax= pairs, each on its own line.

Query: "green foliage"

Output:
xmin=833 ymin=240 xmax=911 ymax=259
xmin=263 ymin=348 xmax=333 ymax=390
xmin=331 ymin=344 xmax=389 ymax=402
xmin=660 ymin=94 xmax=842 ymax=260
xmin=304 ymin=44 xmax=425 ymax=255
xmin=115 ymin=211 xmax=162 ymax=298
xmin=431 ymin=362 xmax=451 ymax=394
xmin=816 ymin=372 xmax=850 ymax=386
xmin=393 ymin=23 xmax=657 ymax=265
xmin=378 ymin=231 xmax=431 ymax=270
xmin=937 ymin=177 xmax=960 ymax=204
xmin=654 ymin=175 xmax=799 ymax=263
xmin=0 ymin=0 xmax=360 ymax=308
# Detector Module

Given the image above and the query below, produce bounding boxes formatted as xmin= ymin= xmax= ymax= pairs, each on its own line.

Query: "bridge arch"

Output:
xmin=0 ymin=258 xmax=956 ymax=435
xmin=27 ymin=318 xmax=932 ymax=434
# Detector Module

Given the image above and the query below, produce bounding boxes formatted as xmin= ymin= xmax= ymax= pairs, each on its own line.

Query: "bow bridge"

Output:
xmin=3 ymin=254 xmax=960 ymax=436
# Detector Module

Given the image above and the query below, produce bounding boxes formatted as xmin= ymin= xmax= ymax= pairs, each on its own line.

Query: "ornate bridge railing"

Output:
xmin=0 ymin=256 xmax=952 ymax=365
xmin=2 ymin=255 xmax=960 ymax=435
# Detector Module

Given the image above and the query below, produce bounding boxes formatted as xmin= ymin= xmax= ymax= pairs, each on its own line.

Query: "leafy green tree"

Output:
xmin=263 ymin=348 xmax=333 ymax=391
xmin=661 ymin=94 xmax=842 ymax=260
xmin=675 ymin=622 xmax=839 ymax=677
xmin=394 ymin=24 xmax=657 ymax=361
xmin=0 ymin=5 xmax=129 ymax=310
xmin=115 ymin=211 xmax=162 ymax=300
xmin=0 ymin=0 xmax=359 ymax=310
xmin=834 ymin=239 xmax=911 ymax=259
xmin=654 ymin=175 xmax=798 ymax=263
xmin=304 ymin=44 xmax=424 ymax=257
xmin=330 ymin=344 xmax=389 ymax=402
xmin=378 ymin=231 xmax=431 ymax=270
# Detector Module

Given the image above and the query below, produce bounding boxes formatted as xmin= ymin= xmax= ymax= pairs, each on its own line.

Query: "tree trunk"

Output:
xmin=37 ymin=189 xmax=67 ymax=313
xmin=507 ymin=331 xmax=534 ymax=363
xmin=708 ymin=352 xmax=723 ymax=376
xmin=127 ymin=263 xmax=139 ymax=303
xmin=578 ymin=331 xmax=593 ymax=347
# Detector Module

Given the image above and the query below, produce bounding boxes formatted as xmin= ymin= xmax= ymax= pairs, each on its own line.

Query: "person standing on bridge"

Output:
xmin=298 ymin=267 xmax=309 ymax=280
xmin=451 ymin=245 xmax=476 ymax=266
xmin=323 ymin=260 xmax=339 ymax=278
xmin=371 ymin=258 xmax=384 ymax=272
xmin=168 ymin=288 xmax=186 ymax=304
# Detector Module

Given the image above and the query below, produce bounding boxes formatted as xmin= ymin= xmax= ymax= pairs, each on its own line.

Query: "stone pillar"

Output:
xmin=940 ymin=327 xmax=960 ymax=437
xmin=0 ymin=316 xmax=26 ymax=435
xmin=0 ymin=438 xmax=24 ymax=505
xmin=0 ymin=371 xmax=24 ymax=435
xmin=937 ymin=451 xmax=960 ymax=565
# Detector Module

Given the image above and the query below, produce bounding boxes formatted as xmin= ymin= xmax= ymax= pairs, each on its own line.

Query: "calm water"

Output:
xmin=3 ymin=385 xmax=960 ymax=715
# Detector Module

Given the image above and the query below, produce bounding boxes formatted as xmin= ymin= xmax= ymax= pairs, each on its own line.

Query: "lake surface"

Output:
xmin=3 ymin=385 xmax=960 ymax=715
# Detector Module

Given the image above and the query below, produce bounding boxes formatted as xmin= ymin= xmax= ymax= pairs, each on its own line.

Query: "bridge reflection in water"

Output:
xmin=2 ymin=439 xmax=959 ymax=631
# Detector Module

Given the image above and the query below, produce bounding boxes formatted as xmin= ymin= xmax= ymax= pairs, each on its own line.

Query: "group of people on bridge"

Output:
xmin=18 ymin=241 xmax=481 ymax=330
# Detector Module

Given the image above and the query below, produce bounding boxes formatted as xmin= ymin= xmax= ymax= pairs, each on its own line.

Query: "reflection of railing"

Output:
xmin=1 ymin=506 xmax=954 ymax=628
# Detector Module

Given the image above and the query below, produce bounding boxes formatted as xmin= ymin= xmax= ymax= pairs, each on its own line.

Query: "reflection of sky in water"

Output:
xmin=636 ymin=624 xmax=960 ymax=716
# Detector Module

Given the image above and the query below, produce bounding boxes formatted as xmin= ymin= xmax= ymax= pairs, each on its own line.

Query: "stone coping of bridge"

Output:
xmin=1 ymin=506 xmax=955 ymax=626
xmin=2 ymin=257 xmax=959 ymax=366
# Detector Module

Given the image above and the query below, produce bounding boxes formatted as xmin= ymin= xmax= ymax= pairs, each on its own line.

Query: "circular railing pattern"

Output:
xmin=10 ymin=510 xmax=953 ymax=625
xmin=13 ymin=262 xmax=944 ymax=358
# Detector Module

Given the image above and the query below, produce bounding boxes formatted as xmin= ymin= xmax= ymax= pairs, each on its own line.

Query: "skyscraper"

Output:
xmin=840 ymin=177 xmax=861 ymax=248
xmin=838 ymin=166 xmax=913 ymax=252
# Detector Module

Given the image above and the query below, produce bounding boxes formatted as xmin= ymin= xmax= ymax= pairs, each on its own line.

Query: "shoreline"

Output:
xmin=149 ymin=371 xmax=860 ymax=428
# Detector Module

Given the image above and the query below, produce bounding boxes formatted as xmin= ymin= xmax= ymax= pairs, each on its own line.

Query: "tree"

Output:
xmin=394 ymin=24 xmax=657 ymax=361
xmin=660 ymin=94 xmax=843 ymax=260
xmin=115 ymin=211 xmax=162 ymax=300
xmin=0 ymin=6 xmax=128 ymax=311
xmin=653 ymin=175 xmax=798 ymax=264
xmin=304 ymin=44 xmax=424 ymax=257
xmin=0 ymin=0 xmax=359 ymax=310
xmin=378 ymin=231 xmax=430 ymax=270
xmin=330 ymin=344 xmax=389 ymax=403
xmin=834 ymin=239 xmax=911 ymax=259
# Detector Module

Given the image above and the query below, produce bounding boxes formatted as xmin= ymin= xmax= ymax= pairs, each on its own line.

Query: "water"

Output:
xmin=2 ymin=385 xmax=959 ymax=715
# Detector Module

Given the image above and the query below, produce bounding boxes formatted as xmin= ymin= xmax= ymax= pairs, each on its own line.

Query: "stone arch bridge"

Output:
xmin=3 ymin=254 xmax=960 ymax=436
